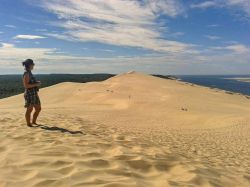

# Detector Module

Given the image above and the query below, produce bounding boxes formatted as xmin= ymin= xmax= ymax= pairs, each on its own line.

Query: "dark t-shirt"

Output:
xmin=23 ymin=70 xmax=39 ymax=93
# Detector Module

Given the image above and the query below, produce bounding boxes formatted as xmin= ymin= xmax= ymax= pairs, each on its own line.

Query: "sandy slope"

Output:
xmin=0 ymin=71 xmax=249 ymax=187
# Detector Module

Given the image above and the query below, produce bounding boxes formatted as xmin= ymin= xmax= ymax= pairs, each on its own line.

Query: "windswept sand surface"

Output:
xmin=0 ymin=71 xmax=249 ymax=187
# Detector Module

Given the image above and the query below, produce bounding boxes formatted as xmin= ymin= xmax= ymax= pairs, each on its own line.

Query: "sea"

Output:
xmin=176 ymin=75 xmax=250 ymax=96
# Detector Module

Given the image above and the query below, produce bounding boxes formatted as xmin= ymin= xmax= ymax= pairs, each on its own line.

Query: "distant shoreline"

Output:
xmin=224 ymin=77 xmax=250 ymax=83
xmin=176 ymin=75 xmax=250 ymax=97
xmin=177 ymin=79 xmax=249 ymax=98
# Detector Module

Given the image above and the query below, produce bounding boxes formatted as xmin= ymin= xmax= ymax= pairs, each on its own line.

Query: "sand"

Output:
xmin=0 ymin=71 xmax=249 ymax=187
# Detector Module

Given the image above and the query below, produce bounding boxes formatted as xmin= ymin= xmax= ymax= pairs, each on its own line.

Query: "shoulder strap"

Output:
xmin=23 ymin=71 xmax=29 ymax=77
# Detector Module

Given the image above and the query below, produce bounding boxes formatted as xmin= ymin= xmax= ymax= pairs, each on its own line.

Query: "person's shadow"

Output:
xmin=30 ymin=124 xmax=84 ymax=135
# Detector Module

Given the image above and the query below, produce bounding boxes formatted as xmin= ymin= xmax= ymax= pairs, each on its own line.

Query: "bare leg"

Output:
xmin=25 ymin=106 xmax=33 ymax=127
xmin=32 ymin=104 xmax=41 ymax=124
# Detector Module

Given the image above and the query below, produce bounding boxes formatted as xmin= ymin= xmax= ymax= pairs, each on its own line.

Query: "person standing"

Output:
xmin=22 ymin=59 xmax=41 ymax=127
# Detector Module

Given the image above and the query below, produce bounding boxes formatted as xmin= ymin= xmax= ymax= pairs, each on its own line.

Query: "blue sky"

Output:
xmin=0 ymin=0 xmax=249 ymax=75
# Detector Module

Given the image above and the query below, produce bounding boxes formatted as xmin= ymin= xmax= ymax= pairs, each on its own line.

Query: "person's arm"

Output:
xmin=23 ymin=73 xmax=40 ymax=89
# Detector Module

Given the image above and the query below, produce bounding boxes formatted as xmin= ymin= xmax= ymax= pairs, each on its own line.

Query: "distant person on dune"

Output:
xmin=22 ymin=59 xmax=41 ymax=127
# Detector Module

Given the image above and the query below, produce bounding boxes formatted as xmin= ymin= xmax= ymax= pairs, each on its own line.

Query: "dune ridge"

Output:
xmin=0 ymin=71 xmax=249 ymax=186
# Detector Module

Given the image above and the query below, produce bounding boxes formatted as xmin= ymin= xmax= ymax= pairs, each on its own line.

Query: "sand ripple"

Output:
xmin=0 ymin=111 xmax=249 ymax=187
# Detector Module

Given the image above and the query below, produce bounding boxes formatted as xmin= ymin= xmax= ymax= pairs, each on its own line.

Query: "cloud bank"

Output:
xmin=39 ymin=0 xmax=197 ymax=54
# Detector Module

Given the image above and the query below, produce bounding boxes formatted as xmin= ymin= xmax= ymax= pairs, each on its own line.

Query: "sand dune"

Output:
xmin=0 ymin=71 xmax=249 ymax=186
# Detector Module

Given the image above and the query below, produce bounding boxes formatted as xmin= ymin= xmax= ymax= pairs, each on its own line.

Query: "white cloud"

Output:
xmin=0 ymin=41 xmax=202 ymax=74
xmin=99 ymin=49 xmax=115 ymax=53
xmin=36 ymin=28 xmax=48 ymax=32
xmin=38 ymin=0 xmax=197 ymax=54
xmin=225 ymin=44 xmax=250 ymax=53
xmin=191 ymin=1 xmax=217 ymax=9
xmin=204 ymin=35 xmax=221 ymax=40
xmin=13 ymin=35 xmax=47 ymax=40
xmin=144 ymin=0 xmax=185 ymax=17
xmin=0 ymin=42 xmax=94 ymax=62
xmin=171 ymin=32 xmax=185 ymax=37
xmin=210 ymin=44 xmax=250 ymax=53
xmin=223 ymin=40 xmax=239 ymax=44
xmin=0 ymin=42 xmax=54 ymax=60
xmin=207 ymin=24 xmax=219 ymax=27
xmin=0 ymin=42 xmax=250 ymax=75
xmin=5 ymin=25 xmax=16 ymax=28
xmin=44 ymin=33 xmax=75 ymax=42
xmin=226 ymin=0 xmax=250 ymax=16
xmin=190 ymin=0 xmax=250 ymax=17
